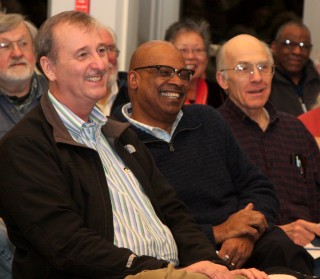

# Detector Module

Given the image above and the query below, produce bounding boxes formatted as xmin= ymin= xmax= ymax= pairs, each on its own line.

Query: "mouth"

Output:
xmin=85 ymin=76 xmax=103 ymax=82
xmin=160 ymin=90 xmax=184 ymax=99
xmin=247 ymin=88 xmax=265 ymax=94
xmin=186 ymin=64 xmax=196 ymax=71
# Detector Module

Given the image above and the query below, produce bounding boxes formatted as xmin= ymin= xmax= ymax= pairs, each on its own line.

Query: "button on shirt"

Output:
xmin=48 ymin=92 xmax=179 ymax=265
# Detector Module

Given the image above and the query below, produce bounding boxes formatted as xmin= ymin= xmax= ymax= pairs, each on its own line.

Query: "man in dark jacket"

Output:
xmin=112 ymin=39 xmax=314 ymax=276
xmin=270 ymin=20 xmax=320 ymax=116
xmin=0 ymin=11 xmax=269 ymax=279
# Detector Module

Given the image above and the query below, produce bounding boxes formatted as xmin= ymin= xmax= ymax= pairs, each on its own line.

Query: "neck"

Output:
xmin=246 ymin=107 xmax=269 ymax=131
xmin=0 ymin=79 xmax=32 ymax=98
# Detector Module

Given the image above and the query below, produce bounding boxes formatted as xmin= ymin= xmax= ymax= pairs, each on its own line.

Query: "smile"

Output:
xmin=160 ymin=91 xmax=181 ymax=99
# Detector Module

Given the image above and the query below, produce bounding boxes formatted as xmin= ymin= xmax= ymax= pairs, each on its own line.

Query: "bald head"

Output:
xmin=217 ymin=34 xmax=273 ymax=71
xmin=129 ymin=40 xmax=185 ymax=70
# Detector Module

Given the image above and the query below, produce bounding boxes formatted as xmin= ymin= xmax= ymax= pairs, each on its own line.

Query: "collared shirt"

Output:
xmin=0 ymin=73 xmax=47 ymax=140
xmin=219 ymin=98 xmax=320 ymax=224
xmin=122 ymin=103 xmax=183 ymax=143
xmin=48 ymin=92 xmax=179 ymax=265
xmin=96 ymin=82 xmax=119 ymax=116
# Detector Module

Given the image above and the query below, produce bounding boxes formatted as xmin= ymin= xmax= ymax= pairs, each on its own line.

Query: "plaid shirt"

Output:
xmin=219 ymin=98 xmax=320 ymax=225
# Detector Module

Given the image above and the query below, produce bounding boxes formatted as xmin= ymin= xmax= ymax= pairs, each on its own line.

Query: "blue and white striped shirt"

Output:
xmin=48 ymin=92 xmax=179 ymax=265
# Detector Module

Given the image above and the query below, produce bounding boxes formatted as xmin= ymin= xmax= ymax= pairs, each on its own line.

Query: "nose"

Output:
xmin=291 ymin=45 xmax=303 ymax=55
xmin=249 ymin=67 xmax=263 ymax=82
xmin=92 ymin=52 xmax=109 ymax=71
xmin=10 ymin=42 xmax=23 ymax=57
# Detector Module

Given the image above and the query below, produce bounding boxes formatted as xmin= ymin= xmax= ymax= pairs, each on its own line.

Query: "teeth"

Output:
xmin=85 ymin=76 xmax=102 ymax=82
xmin=161 ymin=92 xmax=180 ymax=98
xmin=186 ymin=64 xmax=195 ymax=70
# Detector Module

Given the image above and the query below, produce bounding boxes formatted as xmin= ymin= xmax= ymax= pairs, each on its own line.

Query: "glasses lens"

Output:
xmin=156 ymin=66 xmax=174 ymax=79
xmin=178 ymin=69 xmax=192 ymax=81
xmin=281 ymin=40 xmax=312 ymax=51
xmin=235 ymin=63 xmax=253 ymax=76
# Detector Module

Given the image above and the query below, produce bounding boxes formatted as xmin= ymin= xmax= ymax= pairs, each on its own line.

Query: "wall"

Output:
xmin=48 ymin=0 xmax=180 ymax=71
xmin=303 ymin=0 xmax=320 ymax=63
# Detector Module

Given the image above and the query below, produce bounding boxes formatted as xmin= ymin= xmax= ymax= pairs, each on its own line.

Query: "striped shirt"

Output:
xmin=48 ymin=92 xmax=179 ymax=265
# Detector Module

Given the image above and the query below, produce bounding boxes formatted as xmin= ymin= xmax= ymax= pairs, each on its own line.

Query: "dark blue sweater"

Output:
xmin=113 ymin=104 xmax=278 ymax=243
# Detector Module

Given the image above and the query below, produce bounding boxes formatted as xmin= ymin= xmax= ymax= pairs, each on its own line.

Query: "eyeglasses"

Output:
xmin=0 ymin=39 xmax=32 ymax=53
xmin=278 ymin=39 xmax=312 ymax=52
xmin=106 ymin=45 xmax=120 ymax=58
xmin=220 ymin=62 xmax=275 ymax=77
xmin=134 ymin=65 xmax=195 ymax=81
xmin=178 ymin=48 xmax=206 ymax=57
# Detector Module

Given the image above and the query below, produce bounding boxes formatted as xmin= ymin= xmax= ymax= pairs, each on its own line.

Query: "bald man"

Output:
xmin=217 ymin=34 xmax=320 ymax=274
xmin=112 ymin=39 xmax=314 ymax=276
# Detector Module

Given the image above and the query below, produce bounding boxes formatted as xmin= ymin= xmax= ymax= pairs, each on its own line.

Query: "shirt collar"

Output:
xmin=48 ymin=91 xmax=108 ymax=141
xmin=121 ymin=103 xmax=183 ymax=142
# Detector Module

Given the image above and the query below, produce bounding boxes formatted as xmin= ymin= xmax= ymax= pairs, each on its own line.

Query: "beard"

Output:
xmin=0 ymin=60 xmax=34 ymax=83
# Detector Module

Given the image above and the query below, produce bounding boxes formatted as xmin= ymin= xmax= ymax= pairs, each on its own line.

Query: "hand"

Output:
xmin=279 ymin=220 xmax=320 ymax=246
xmin=231 ymin=268 xmax=269 ymax=279
xmin=213 ymin=203 xmax=268 ymax=244
xmin=218 ymin=236 xmax=255 ymax=268
xmin=183 ymin=260 xmax=233 ymax=279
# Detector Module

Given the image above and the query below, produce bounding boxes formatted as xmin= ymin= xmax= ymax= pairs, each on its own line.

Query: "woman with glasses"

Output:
xmin=165 ymin=19 xmax=226 ymax=108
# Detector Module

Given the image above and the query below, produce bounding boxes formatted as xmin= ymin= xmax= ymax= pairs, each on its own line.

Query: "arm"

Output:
xmin=0 ymin=135 xmax=169 ymax=278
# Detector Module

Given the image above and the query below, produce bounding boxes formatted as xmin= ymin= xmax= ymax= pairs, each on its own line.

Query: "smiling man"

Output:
xmin=112 ymin=40 xmax=314 ymax=276
xmin=217 ymin=34 xmax=320 ymax=275
xmin=269 ymin=20 xmax=320 ymax=116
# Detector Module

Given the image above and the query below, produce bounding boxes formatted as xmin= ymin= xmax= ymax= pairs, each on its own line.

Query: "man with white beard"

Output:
xmin=0 ymin=13 xmax=48 ymax=140
xmin=96 ymin=25 xmax=129 ymax=116
xmin=0 ymin=13 xmax=48 ymax=279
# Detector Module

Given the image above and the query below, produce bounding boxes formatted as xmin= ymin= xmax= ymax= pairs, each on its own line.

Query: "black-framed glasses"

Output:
xmin=106 ymin=45 xmax=120 ymax=58
xmin=278 ymin=39 xmax=312 ymax=52
xmin=133 ymin=65 xmax=194 ymax=81
xmin=220 ymin=62 xmax=275 ymax=77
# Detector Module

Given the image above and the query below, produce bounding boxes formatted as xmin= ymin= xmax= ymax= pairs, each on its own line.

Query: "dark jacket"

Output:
xmin=270 ymin=60 xmax=320 ymax=116
xmin=0 ymin=93 xmax=225 ymax=279
xmin=113 ymin=104 xmax=278 ymax=244
xmin=110 ymin=71 xmax=130 ymax=115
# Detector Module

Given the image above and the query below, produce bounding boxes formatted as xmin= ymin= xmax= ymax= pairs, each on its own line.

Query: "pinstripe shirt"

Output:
xmin=48 ymin=92 xmax=179 ymax=265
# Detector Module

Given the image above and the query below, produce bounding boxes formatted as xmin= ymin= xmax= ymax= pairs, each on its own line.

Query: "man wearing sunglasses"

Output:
xmin=112 ymin=40 xmax=314 ymax=276
xmin=269 ymin=20 xmax=320 ymax=116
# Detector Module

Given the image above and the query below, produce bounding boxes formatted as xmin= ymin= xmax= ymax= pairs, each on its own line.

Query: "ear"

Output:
xmin=39 ymin=56 xmax=56 ymax=81
xmin=216 ymin=70 xmax=229 ymax=91
xmin=128 ymin=70 xmax=138 ymax=89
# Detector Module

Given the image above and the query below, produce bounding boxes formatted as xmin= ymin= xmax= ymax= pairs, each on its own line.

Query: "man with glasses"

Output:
xmin=217 ymin=34 xmax=320 ymax=275
xmin=0 ymin=13 xmax=48 ymax=139
xmin=112 ymin=40 xmax=314 ymax=275
xmin=97 ymin=25 xmax=129 ymax=116
xmin=0 ymin=13 xmax=48 ymax=279
xmin=269 ymin=20 xmax=320 ymax=116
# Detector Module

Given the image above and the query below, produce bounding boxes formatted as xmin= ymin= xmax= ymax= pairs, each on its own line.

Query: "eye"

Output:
xmin=178 ymin=70 xmax=190 ymax=81
xmin=77 ymin=51 xmax=88 ymax=60
xmin=0 ymin=42 xmax=10 ymax=49
xmin=257 ymin=64 xmax=269 ymax=72
xmin=236 ymin=64 xmax=249 ymax=72
xmin=19 ymin=40 xmax=29 ymax=48
xmin=158 ymin=67 xmax=173 ymax=78
xmin=178 ymin=49 xmax=188 ymax=55
xmin=97 ymin=46 xmax=107 ymax=56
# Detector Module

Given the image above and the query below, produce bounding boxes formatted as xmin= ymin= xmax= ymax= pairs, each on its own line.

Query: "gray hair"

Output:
xmin=0 ymin=13 xmax=36 ymax=41
xmin=165 ymin=18 xmax=211 ymax=55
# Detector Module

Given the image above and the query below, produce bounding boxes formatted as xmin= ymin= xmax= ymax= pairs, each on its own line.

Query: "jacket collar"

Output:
xmin=40 ymin=91 xmax=130 ymax=145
